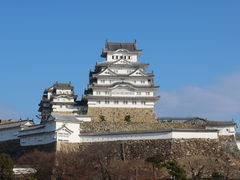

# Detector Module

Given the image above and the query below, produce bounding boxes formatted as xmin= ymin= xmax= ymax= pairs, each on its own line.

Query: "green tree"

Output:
xmin=145 ymin=154 xmax=166 ymax=168
xmin=164 ymin=160 xmax=187 ymax=180
xmin=145 ymin=154 xmax=166 ymax=180
xmin=0 ymin=153 xmax=14 ymax=180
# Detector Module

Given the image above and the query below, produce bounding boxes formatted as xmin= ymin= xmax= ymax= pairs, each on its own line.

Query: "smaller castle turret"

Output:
xmin=38 ymin=82 xmax=81 ymax=122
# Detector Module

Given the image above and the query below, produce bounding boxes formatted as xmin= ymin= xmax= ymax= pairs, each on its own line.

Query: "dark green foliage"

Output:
xmin=164 ymin=160 xmax=187 ymax=180
xmin=0 ymin=153 xmax=14 ymax=180
xmin=212 ymin=171 xmax=224 ymax=179
xmin=145 ymin=154 xmax=166 ymax=168
xmin=124 ymin=115 xmax=131 ymax=122
xmin=23 ymin=177 xmax=38 ymax=180
xmin=99 ymin=115 xmax=106 ymax=122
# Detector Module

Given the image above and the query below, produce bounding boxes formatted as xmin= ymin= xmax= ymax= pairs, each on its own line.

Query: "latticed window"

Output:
xmin=105 ymin=100 xmax=110 ymax=104
xmin=58 ymin=132 xmax=69 ymax=137
xmin=123 ymin=101 xmax=128 ymax=104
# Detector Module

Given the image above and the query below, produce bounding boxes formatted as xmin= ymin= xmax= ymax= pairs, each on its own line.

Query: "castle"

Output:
xmin=0 ymin=41 xmax=239 ymax=151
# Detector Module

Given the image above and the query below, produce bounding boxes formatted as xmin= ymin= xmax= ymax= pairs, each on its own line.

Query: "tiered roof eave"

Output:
xmin=84 ymin=94 xmax=160 ymax=101
xmin=101 ymin=41 xmax=142 ymax=57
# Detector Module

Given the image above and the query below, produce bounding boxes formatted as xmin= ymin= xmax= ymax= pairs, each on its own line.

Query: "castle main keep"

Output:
xmin=83 ymin=41 xmax=160 ymax=122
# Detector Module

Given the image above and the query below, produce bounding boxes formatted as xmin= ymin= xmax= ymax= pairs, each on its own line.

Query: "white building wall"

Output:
xmin=172 ymin=131 xmax=218 ymax=139
xmin=80 ymin=132 xmax=171 ymax=143
xmin=76 ymin=116 xmax=91 ymax=122
xmin=19 ymin=122 xmax=55 ymax=137
xmin=79 ymin=131 xmax=218 ymax=143
xmin=52 ymin=105 xmax=79 ymax=112
xmin=93 ymin=90 xmax=154 ymax=97
xmin=56 ymin=89 xmax=72 ymax=95
xmin=107 ymin=52 xmax=138 ymax=62
xmin=20 ymin=133 xmax=56 ymax=146
xmin=53 ymin=97 xmax=74 ymax=102
xmin=237 ymin=141 xmax=240 ymax=150
xmin=0 ymin=128 xmax=20 ymax=141
xmin=20 ymin=119 xmax=83 ymax=146
xmin=206 ymin=126 xmax=236 ymax=136
xmin=88 ymin=100 xmax=154 ymax=108
xmin=56 ymin=121 xmax=81 ymax=143
xmin=96 ymin=79 xmax=151 ymax=86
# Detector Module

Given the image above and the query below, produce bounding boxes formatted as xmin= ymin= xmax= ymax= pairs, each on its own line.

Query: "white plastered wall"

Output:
xmin=0 ymin=128 xmax=20 ymax=141
xmin=206 ymin=126 xmax=236 ymax=136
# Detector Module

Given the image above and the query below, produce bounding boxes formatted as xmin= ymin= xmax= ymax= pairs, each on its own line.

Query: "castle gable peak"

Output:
xmin=129 ymin=68 xmax=146 ymax=76
xmin=56 ymin=124 xmax=74 ymax=134
xmin=110 ymin=59 xmax=134 ymax=66
xmin=98 ymin=68 xmax=117 ymax=76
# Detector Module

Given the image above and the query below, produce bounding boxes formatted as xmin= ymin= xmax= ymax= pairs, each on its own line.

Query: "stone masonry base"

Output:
xmin=87 ymin=107 xmax=156 ymax=122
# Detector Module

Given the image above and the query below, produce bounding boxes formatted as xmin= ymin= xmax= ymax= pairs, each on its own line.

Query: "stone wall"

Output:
xmin=81 ymin=121 xmax=200 ymax=133
xmin=58 ymin=138 xmax=240 ymax=178
xmin=58 ymin=139 xmax=240 ymax=160
xmin=87 ymin=107 xmax=156 ymax=122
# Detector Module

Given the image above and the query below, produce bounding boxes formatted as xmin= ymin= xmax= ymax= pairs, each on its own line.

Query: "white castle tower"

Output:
xmin=83 ymin=41 xmax=160 ymax=122
xmin=38 ymin=82 xmax=81 ymax=122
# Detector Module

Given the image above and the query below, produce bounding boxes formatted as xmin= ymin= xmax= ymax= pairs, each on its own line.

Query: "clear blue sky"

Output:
xmin=0 ymin=1 xmax=239 ymax=125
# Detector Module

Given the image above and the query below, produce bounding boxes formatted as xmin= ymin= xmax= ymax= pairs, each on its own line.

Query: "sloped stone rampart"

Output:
xmin=87 ymin=107 xmax=156 ymax=122
xmin=80 ymin=121 xmax=200 ymax=133
xmin=58 ymin=138 xmax=240 ymax=178
xmin=58 ymin=138 xmax=240 ymax=160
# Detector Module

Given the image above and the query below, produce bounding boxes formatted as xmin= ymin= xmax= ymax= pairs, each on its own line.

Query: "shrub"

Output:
xmin=164 ymin=160 xmax=187 ymax=180
xmin=0 ymin=153 xmax=14 ymax=180
xmin=145 ymin=154 xmax=166 ymax=168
